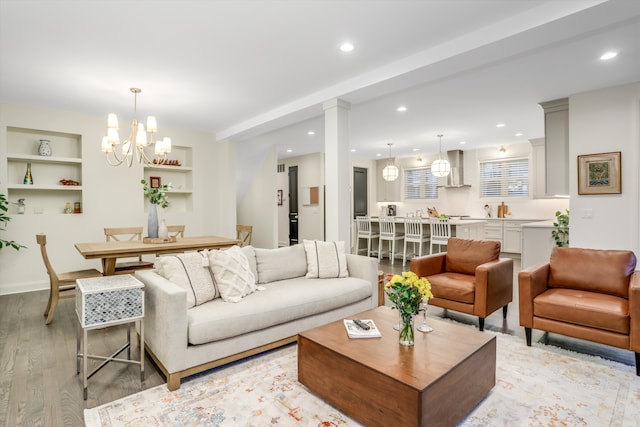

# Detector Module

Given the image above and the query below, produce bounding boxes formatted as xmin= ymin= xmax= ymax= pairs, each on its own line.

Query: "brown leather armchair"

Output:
xmin=519 ymin=247 xmax=639 ymax=375
xmin=410 ymin=238 xmax=513 ymax=331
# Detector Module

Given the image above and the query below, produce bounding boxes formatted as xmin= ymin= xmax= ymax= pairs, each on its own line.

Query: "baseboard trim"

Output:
xmin=0 ymin=280 xmax=48 ymax=296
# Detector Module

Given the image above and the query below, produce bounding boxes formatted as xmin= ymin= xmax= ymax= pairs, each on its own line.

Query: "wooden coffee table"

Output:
xmin=298 ymin=306 xmax=496 ymax=427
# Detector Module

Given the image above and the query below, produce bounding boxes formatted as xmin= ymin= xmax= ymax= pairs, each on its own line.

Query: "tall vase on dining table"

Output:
xmin=148 ymin=203 xmax=159 ymax=238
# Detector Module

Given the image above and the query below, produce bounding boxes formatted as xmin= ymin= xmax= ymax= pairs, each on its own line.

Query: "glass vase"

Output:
xmin=399 ymin=314 xmax=415 ymax=346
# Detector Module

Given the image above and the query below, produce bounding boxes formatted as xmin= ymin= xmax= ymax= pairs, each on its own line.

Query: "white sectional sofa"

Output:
xmin=135 ymin=242 xmax=378 ymax=390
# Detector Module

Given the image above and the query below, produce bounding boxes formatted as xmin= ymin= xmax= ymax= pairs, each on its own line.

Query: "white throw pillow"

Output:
xmin=208 ymin=246 xmax=259 ymax=303
xmin=154 ymin=252 xmax=218 ymax=308
xmin=254 ymin=245 xmax=308 ymax=283
xmin=303 ymin=240 xmax=349 ymax=279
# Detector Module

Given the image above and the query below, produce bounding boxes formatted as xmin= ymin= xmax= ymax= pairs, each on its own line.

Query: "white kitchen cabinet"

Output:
xmin=375 ymin=159 xmax=401 ymax=202
xmin=455 ymin=222 xmax=484 ymax=240
xmin=521 ymin=220 xmax=557 ymax=269
xmin=503 ymin=221 xmax=528 ymax=253
xmin=483 ymin=220 xmax=503 ymax=246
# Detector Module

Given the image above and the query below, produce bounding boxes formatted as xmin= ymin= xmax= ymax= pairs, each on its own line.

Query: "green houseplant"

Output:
xmin=141 ymin=179 xmax=171 ymax=238
xmin=0 ymin=193 xmax=25 ymax=250
xmin=551 ymin=209 xmax=569 ymax=247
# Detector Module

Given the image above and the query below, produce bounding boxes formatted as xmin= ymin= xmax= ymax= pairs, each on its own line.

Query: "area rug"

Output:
xmin=85 ymin=332 xmax=640 ymax=427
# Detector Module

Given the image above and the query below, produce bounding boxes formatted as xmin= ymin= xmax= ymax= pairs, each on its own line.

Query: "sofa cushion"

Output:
xmin=534 ymin=288 xmax=629 ymax=334
xmin=427 ymin=272 xmax=475 ymax=304
xmin=254 ymin=245 xmax=308 ymax=283
xmin=549 ymin=247 xmax=637 ymax=298
xmin=239 ymin=245 xmax=258 ymax=279
xmin=154 ymin=252 xmax=217 ymax=308
xmin=446 ymin=238 xmax=500 ymax=275
xmin=208 ymin=246 xmax=258 ymax=303
xmin=187 ymin=276 xmax=372 ymax=345
xmin=303 ymin=240 xmax=348 ymax=279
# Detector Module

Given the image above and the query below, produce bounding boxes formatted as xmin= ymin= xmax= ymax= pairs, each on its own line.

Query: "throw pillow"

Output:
xmin=208 ymin=246 xmax=259 ymax=303
xmin=254 ymin=244 xmax=308 ymax=283
xmin=240 ymin=245 xmax=258 ymax=279
xmin=154 ymin=252 xmax=218 ymax=308
xmin=303 ymin=239 xmax=349 ymax=279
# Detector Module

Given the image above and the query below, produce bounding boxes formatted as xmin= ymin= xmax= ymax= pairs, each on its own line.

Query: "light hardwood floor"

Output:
xmin=1 ymin=254 xmax=635 ymax=426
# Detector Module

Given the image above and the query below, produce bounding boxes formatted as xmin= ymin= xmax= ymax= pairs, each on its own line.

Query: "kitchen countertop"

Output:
xmin=370 ymin=217 xmax=486 ymax=225
xmin=520 ymin=219 xmax=557 ymax=228
xmin=467 ymin=217 xmax=550 ymax=222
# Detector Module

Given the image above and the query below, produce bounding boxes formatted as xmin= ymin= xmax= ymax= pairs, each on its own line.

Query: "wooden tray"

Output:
xmin=143 ymin=236 xmax=177 ymax=244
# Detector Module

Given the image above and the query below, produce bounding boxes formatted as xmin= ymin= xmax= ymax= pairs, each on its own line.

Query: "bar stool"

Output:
xmin=403 ymin=217 xmax=430 ymax=265
xmin=355 ymin=216 xmax=379 ymax=257
xmin=429 ymin=217 xmax=451 ymax=254
xmin=378 ymin=217 xmax=404 ymax=265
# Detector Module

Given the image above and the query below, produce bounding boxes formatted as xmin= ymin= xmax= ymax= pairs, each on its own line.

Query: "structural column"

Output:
xmin=323 ymin=98 xmax=351 ymax=245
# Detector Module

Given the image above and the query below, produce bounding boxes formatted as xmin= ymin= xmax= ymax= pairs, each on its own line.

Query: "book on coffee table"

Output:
xmin=343 ymin=319 xmax=382 ymax=339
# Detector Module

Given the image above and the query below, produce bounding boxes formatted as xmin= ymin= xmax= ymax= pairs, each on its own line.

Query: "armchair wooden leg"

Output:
xmin=635 ymin=353 xmax=639 ymax=376
xmin=525 ymin=328 xmax=532 ymax=346
xmin=478 ymin=317 xmax=485 ymax=331
xmin=502 ymin=305 xmax=508 ymax=319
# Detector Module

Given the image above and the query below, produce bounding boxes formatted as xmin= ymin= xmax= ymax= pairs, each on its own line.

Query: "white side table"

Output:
xmin=76 ymin=274 xmax=145 ymax=400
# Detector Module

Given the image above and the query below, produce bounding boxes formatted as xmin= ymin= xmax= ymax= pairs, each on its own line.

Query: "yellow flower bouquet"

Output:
xmin=385 ymin=271 xmax=433 ymax=345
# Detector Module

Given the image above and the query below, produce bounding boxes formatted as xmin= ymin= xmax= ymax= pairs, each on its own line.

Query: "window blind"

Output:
xmin=404 ymin=167 xmax=438 ymax=200
xmin=479 ymin=158 xmax=529 ymax=198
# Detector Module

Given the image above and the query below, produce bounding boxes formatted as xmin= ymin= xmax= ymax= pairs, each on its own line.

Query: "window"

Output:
xmin=479 ymin=157 xmax=529 ymax=198
xmin=404 ymin=167 xmax=438 ymax=200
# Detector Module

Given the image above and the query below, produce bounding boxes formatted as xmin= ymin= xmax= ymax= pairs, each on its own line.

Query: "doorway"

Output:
xmin=353 ymin=167 xmax=368 ymax=218
xmin=288 ymin=165 xmax=298 ymax=246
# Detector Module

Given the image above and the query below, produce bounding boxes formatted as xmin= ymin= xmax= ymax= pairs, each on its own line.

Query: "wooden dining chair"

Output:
xmin=236 ymin=224 xmax=253 ymax=247
xmin=104 ymin=227 xmax=154 ymax=272
xmin=167 ymin=225 xmax=185 ymax=238
xmin=36 ymin=233 xmax=102 ymax=325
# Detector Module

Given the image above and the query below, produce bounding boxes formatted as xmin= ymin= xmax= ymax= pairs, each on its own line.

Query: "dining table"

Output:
xmin=75 ymin=235 xmax=240 ymax=275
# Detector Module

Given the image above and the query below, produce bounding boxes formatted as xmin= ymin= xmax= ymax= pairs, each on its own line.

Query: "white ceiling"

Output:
xmin=1 ymin=0 xmax=640 ymax=163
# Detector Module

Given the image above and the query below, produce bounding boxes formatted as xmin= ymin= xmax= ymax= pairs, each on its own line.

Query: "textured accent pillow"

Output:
xmin=240 ymin=245 xmax=258 ymax=280
xmin=254 ymin=245 xmax=308 ymax=283
xmin=208 ymin=246 xmax=259 ymax=303
xmin=303 ymin=240 xmax=349 ymax=279
xmin=154 ymin=252 xmax=218 ymax=309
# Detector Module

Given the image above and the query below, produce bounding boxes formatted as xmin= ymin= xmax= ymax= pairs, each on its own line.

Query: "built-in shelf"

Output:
xmin=4 ymin=126 xmax=84 ymax=214
xmin=142 ymin=145 xmax=193 ymax=213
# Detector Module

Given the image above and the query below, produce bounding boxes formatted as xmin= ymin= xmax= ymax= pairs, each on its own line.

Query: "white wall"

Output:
xmin=0 ymin=103 xmax=236 ymax=295
xmin=237 ymin=145 xmax=278 ymax=248
xmin=569 ymin=82 xmax=640 ymax=253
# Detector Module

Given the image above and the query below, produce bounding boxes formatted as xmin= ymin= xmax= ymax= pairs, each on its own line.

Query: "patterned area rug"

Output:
xmin=85 ymin=331 xmax=640 ymax=427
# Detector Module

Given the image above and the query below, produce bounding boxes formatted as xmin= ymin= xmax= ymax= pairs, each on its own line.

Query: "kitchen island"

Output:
xmin=369 ymin=217 xmax=487 ymax=241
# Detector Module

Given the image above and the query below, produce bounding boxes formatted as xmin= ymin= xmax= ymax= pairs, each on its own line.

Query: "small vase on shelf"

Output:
xmin=23 ymin=163 xmax=33 ymax=184
xmin=38 ymin=139 xmax=52 ymax=156
xmin=148 ymin=203 xmax=159 ymax=238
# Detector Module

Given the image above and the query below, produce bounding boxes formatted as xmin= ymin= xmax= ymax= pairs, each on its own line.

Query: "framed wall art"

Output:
xmin=150 ymin=176 xmax=161 ymax=189
xmin=577 ymin=151 xmax=621 ymax=195
xmin=277 ymin=189 xmax=283 ymax=206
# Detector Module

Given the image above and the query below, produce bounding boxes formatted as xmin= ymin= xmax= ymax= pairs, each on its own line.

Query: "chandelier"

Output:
xmin=382 ymin=143 xmax=399 ymax=181
xmin=431 ymin=134 xmax=451 ymax=177
xmin=101 ymin=88 xmax=171 ymax=167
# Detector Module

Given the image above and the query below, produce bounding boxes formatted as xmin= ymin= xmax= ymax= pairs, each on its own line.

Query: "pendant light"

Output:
xmin=431 ymin=134 xmax=451 ymax=177
xmin=382 ymin=143 xmax=399 ymax=181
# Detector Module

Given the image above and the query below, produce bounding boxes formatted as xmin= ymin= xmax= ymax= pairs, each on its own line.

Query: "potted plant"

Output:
xmin=551 ymin=209 xmax=569 ymax=247
xmin=0 ymin=193 xmax=25 ymax=250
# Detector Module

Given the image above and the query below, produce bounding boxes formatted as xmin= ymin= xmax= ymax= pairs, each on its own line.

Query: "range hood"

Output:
xmin=440 ymin=149 xmax=471 ymax=188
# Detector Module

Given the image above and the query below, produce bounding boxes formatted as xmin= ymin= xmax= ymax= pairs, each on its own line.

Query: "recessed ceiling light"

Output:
xmin=286 ymin=149 xmax=292 ymax=153
xmin=496 ymin=123 xmax=505 ymax=128
xmin=340 ymin=42 xmax=354 ymax=52
xmin=600 ymin=51 xmax=618 ymax=60
xmin=307 ymin=131 xmax=315 ymax=135
xmin=350 ymin=149 xmax=356 ymax=153
xmin=397 ymin=106 xmax=407 ymax=112
xmin=376 ymin=153 xmax=382 ymax=157
xmin=459 ymin=141 xmax=467 ymax=145
xmin=412 ymin=148 xmax=419 ymax=152
xmin=515 ymin=132 xmax=523 ymax=137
